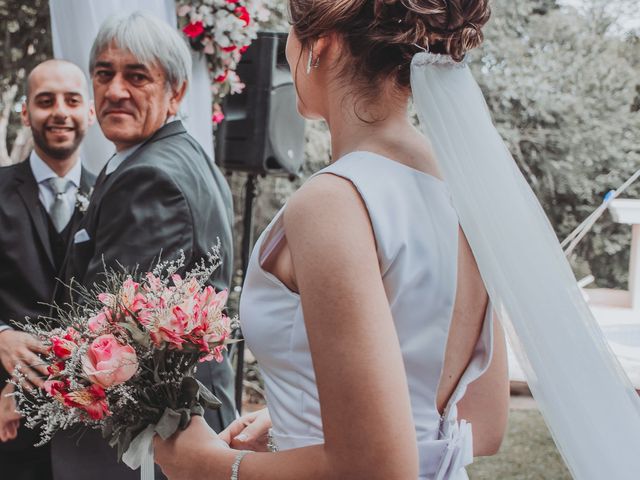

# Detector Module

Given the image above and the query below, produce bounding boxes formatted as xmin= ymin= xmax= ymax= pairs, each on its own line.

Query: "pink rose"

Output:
xmin=82 ymin=335 xmax=138 ymax=388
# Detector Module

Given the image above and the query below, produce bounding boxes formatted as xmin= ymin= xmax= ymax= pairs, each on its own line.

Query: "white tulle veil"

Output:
xmin=410 ymin=52 xmax=640 ymax=479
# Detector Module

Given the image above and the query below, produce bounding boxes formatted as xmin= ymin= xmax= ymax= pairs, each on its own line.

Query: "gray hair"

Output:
xmin=89 ymin=11 xmax=192 ymax=91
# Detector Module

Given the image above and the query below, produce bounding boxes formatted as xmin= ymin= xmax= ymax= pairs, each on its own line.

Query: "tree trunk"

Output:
xmin=9 ymin=126 xmax=32 ymax=164
xmin=0 ymin=84 xmax=18 ymax=166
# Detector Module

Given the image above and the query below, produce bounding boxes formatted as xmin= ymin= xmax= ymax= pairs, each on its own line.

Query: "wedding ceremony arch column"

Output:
xmin=49 ymin=0 xmax=215 ymax=174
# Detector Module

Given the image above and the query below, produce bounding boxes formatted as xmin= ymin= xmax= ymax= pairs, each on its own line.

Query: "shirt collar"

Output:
xmin=106 ymin=142 xmax=143 ymax=175
xmin=29 ymin=150 xmax=82 ymax=187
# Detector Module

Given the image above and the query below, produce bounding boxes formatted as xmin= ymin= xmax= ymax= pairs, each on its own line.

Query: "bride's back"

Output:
xmin=241 ymin=148 xmax=507 ymax=478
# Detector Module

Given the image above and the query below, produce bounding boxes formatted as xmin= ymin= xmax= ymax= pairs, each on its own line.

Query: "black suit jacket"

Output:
xmin=54 ymin=121 xmax=236 ymax=480
xmin=0 ymin=159 xmax=94 ymax=452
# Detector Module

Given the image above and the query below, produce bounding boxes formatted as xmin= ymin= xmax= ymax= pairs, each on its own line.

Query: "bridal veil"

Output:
xmin=410 ymin=52 xmax=640 ymax=479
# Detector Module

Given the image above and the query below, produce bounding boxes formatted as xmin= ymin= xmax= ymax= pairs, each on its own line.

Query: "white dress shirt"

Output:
xmin=29 ymin=151 xmax=82 ymax=215
xmin=105 ymin=143 xmax=143 ymax=176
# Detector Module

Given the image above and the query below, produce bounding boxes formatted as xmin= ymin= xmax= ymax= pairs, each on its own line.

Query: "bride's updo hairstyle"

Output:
xmin=289 ymin=0 xmax=491 ymax=91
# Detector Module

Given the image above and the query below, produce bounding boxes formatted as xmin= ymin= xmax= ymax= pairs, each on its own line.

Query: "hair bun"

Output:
xmin=288 ymin=0 xmax=490 ymax=92
xmin=374 ymin=0 xmax=491 ymax=61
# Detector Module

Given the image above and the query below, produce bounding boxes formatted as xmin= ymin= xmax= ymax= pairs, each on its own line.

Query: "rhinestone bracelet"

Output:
xmin=231 ymin=450 xmax=251 ymax=480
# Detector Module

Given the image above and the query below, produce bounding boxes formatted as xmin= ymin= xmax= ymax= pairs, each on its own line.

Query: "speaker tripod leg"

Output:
xmin=234 ymin=173 xmax=259 ymax=415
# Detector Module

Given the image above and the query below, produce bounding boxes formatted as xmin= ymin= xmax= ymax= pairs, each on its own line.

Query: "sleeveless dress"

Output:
xmin=240 ymin=152 xmax=494 ymax=480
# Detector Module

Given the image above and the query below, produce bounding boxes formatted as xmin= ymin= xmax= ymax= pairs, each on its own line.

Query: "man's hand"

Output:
xmin=0 ymin=383 xmax=21 ymax=442
xmin=0 ymin=330 xmax=48 ymax=389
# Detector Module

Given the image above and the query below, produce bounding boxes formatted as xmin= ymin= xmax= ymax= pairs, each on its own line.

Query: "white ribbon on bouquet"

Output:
xmin=122 ymin=424 xmax=156 ymax=480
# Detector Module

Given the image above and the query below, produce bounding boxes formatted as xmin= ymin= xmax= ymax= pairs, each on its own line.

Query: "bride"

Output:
xmin=155 ymin=1 xmax=640 ymax=479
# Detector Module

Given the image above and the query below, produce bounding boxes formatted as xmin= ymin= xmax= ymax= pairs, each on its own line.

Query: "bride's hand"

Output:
xmin=219 ymin=407 xmax=272 ymax=452
xmin=154 ymin=415 xmax=231 ymax=480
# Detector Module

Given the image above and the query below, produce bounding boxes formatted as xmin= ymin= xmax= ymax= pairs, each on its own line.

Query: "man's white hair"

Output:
xmin=89 ymin=11 xmax=192 ymax=91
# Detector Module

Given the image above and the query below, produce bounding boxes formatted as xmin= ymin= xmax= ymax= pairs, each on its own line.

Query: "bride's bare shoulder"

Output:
xmin=283 ymin=172 xmax=373 ymax=245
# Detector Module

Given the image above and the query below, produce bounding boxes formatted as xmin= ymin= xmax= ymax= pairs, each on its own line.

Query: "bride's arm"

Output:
xmin=155 ymin=174 xmax=419 ymax=480
xmin=456 ymin=316 xmax=509 ymax=456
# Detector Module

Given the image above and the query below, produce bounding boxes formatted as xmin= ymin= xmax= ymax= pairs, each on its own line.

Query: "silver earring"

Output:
xmin=306 ymin=47 xmax=314 ymax=74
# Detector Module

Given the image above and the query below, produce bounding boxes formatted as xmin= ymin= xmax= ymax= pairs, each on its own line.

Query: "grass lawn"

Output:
xmin=468 ymin=408 xmax=571 ymax=480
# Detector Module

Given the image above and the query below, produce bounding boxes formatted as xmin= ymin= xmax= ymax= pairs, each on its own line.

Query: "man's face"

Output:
xmin=22 ymin=62 xmax=95 ymax=161
xmin=92 ymin=45 xmax=185 ymax=151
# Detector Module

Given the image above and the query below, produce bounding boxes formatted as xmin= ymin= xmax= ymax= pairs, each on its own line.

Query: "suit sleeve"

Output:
xmin=83 ymin=165 xmax=193 ymax=289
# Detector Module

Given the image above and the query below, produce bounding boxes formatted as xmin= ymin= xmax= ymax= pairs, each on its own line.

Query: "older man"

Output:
xmin=55 ymin=11 xmax=236 ymax=480
xmin=0 ymin=59 xmax=95 ymax=480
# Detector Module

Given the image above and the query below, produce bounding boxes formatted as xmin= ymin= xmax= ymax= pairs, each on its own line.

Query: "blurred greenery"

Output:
xmin=0 ymin=0 xmax=51 ymax=149
xmin=473 ymin=0 xmax=640 ymax=288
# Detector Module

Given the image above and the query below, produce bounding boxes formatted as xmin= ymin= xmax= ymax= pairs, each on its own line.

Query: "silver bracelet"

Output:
xmin=267 ymin=428 xmax=278 ymax=452
xmin=231 ymin=450 xmax=251 ymax=480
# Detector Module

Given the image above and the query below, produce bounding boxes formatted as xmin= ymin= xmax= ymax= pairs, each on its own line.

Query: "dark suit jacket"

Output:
xmin=54 ymin=121 xmax=236 ymax=480
xmin=0 ymin=159 xmax=94 ymax=452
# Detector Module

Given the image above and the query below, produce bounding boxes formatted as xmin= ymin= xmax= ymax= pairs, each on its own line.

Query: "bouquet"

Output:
xmin=176 ymin=0 xmax=273 ymax=123
xmin=11 ymin=251 xmax=234 ymax=470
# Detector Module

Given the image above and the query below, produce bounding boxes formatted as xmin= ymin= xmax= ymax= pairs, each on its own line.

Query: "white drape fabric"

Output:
xmin=49 ymin=0 xmax=214 ymax=174
xmin=410 ymin=52 xmax=640 ymax=479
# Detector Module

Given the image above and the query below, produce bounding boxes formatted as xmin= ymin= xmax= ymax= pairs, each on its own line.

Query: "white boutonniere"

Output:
xmin=75 ymin=188 xmax=93 ymax=213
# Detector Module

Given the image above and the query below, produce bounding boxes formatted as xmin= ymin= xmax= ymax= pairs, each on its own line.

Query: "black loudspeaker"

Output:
xmin=214 ymin=32 xmax=306 ymax=176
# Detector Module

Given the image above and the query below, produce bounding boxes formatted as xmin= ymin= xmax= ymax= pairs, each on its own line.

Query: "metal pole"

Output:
xmin=234 ymin=173 xmax=258 ymax=414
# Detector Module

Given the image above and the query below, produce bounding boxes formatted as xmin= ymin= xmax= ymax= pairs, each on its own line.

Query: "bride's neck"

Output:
xmin=326 ymin=98 xmax=415 ymax=162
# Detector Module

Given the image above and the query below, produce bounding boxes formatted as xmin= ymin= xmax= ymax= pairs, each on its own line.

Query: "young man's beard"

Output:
xmin=31 ymin=125 xmax=83 ymax=161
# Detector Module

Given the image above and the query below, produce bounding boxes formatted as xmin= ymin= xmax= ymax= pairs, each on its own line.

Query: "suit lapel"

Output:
xmin=79 ymin=166 xmax=96 ymax=195
xmin=66 ymin=167 xmax=95 ymax=247
xmin=89 ymin=121 xmax=187 ymax=202
xmin=113 ymin=120 xmax=187 ymax=172
xmin=54 ymin=166 xmax=97 ymax=304
xmin=15 ymin=161 xmax=55 ymax=267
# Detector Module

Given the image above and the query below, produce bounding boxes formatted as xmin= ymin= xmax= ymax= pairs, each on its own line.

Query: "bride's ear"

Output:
xmin=312 ymin=33 xmax=341 ymax=65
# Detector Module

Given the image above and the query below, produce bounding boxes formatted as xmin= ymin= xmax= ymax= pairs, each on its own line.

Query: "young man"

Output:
xmin=0 ymin=59 xmax=96 ymax=480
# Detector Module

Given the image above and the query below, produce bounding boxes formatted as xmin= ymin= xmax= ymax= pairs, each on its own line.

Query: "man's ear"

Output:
xmin=87 ymin=99 xmax=96 ymax=127
xmin=21 ymin=102 xmax=30 ymax=127
xmin=168 ymin=82 xmax=188 ymax=117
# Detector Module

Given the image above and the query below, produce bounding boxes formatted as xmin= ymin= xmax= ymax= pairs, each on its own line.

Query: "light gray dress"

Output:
xmin=241 ymin=152 xmax=494 ymax=479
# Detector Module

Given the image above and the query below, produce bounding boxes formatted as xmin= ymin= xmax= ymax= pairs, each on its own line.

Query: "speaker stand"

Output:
xmin=234 ymin=173 xmax=259 ymax=414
